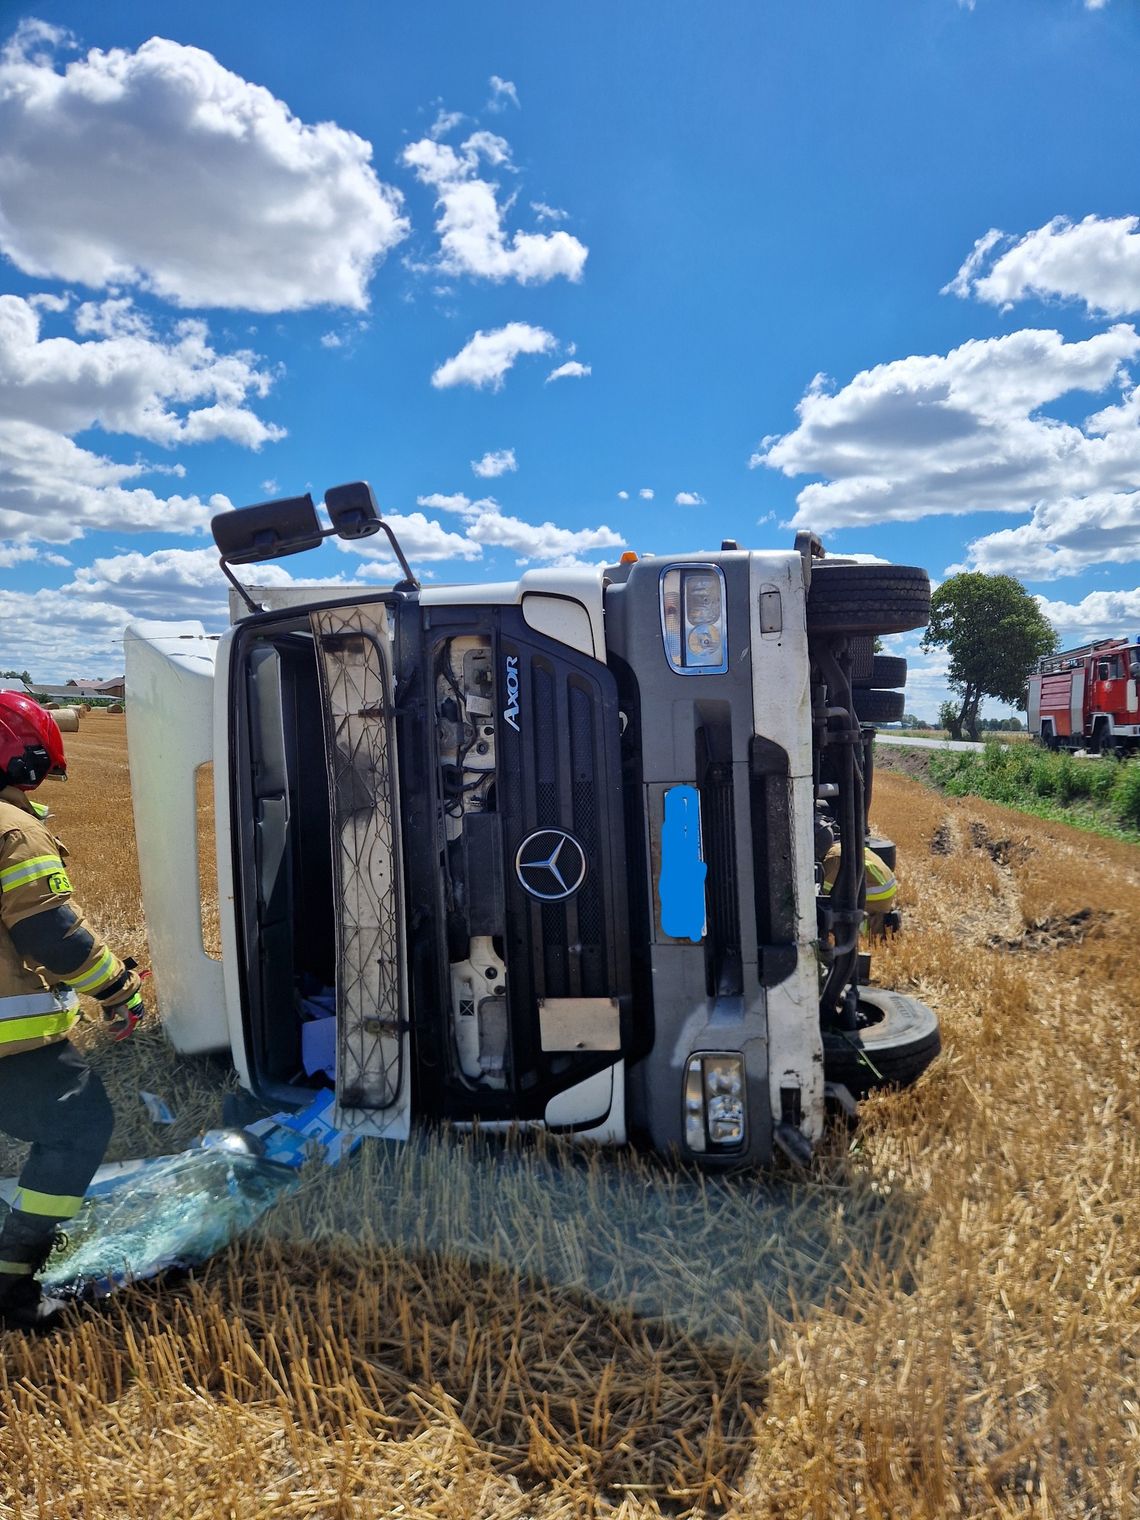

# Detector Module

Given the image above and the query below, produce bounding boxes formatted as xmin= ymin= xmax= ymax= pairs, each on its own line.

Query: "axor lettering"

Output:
xmin=503 ymin=655 xmax=520 ymax=732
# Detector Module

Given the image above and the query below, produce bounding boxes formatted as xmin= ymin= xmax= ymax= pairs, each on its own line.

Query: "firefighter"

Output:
xmin=0 ymin=693 xmax=145 ymax=1329
xmin=815 ymin=810 xmax=899 ymax=937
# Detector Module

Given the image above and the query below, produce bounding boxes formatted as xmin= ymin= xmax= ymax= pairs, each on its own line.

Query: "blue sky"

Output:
xmin=1 ymin=0 xmax=1138 ymax=717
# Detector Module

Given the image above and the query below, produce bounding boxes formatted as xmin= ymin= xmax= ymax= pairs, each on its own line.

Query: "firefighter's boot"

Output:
xmin=0 ymin=1208 xmax=67 ymax=1331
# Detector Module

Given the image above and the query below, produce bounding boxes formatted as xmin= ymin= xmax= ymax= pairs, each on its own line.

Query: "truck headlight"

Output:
xmin=660 ymin=566 xmax=728 ymax=675
xmin=683 ymin=1053 xmax=746 ymax=1152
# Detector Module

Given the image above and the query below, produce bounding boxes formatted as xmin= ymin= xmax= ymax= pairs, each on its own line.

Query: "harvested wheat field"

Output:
xmin=2 ymin=723 xmax=1138 ymax=1518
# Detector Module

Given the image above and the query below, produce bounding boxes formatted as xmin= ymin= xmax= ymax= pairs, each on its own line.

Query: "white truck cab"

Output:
xmin=126 ymin=484 xmax=940 ymax=1165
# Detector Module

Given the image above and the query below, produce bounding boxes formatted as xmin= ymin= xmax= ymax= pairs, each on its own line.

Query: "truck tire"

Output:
xmin=822 ymin=990 xmax=940 ymax=1099
xmin=807 ymin=564 xmax=931 ymax=635
xmin=1092 ymin=720 xmax=1119 ymax=758
xmin=865 ymin=834 xmax=896 ymax=871
xmin=853 ymin=655 xmax=907 ymax=690
xmin=854 ymin=688 xmax=906 ymax=724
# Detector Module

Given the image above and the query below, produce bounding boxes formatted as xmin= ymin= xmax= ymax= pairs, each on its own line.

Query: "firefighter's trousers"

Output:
xmin=0 ymin=1041 xmax=114 ymax=1287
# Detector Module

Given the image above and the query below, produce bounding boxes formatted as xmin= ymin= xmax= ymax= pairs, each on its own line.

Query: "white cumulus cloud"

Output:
xmin=639 ymin=488 xmax=655 ymax=501
xmin=431 ymin=323 xmax=555 ymax=390
xmin=955 ymin=491 xmax=1140 ymax=580
xmin=754 ymin=325 xmax=1140 ymax=531
xmin=674 ymin=491 xmax=706 ymax=506
xmin=487 ymin=76 xmax=520 ymax=111
xmin=414 ymin=492 xmax=624 ymax=565
xmin=0 ymin=541 xmax=43 ymax=568
xmin=0 ymin=419 xmax=228 ymax=544
xmin=944 ymin=215 xmax=1140 ymax=318
xmin=0 ymin=542 xmax=358 ymax=677
xmin=429 ymin=106 xmax=465 ymax=139
xmin=471 ymin=448 xmax=517 ymax=478
xmin=1033 ymin=586 xmax=1140 ymax=644
xmin=0 ymin=24 xmax=408 ymax=311
xmin=402 ymin=132 xmax=587 ymax=286
xmin=0 ymin=291 xmax=289 ymax=546
xmin=546 ymin=361 xmax=591 ymax=383
xmin=0 ymin=295 xmax=285 ymax=449
xmin=0 ymin=586 xmax=129 ymax=681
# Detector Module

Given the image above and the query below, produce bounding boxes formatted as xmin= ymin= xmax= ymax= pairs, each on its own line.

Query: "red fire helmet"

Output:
xmin=0 ymin=692 xmax=68 ymax=790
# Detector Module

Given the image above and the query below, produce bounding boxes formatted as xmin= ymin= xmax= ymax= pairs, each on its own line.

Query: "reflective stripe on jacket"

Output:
xmin=0 ymin=786 xmax=126 ymax=1058
xmin=864 ymin=850 xmax=897 ymax=905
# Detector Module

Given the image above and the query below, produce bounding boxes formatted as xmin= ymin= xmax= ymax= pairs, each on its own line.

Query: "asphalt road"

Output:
xmin=874 ymin=734 xmax=984 ymax=753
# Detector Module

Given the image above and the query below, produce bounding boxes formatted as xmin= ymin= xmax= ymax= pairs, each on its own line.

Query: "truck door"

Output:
xmin=225 ymin=600 xmax=412 ymax=1142
xmin=1094 ymin=654 xmax=1126 ymax=726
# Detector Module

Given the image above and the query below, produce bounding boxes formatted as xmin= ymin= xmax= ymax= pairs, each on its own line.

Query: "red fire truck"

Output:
xmin=1027 ymin=637 xmax=1140 ymax=755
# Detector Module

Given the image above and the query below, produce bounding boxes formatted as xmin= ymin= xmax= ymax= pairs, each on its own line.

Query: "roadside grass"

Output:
xmin=929 ymin=738 xmax=1140 ymax=842
xmin=3 ymin=721 xmax=1139 ymax=1516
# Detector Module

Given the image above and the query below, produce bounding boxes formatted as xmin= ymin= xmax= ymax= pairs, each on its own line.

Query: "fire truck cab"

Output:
xmin=1027 ymin=637 xmax=1140 ymax=756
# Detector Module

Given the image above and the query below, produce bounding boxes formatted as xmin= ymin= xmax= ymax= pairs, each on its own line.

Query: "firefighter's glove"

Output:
xmin=102 ymin=989 xmax=146 ymax=1042
xmin=96 ymin=961 xmax=147 ymax=1042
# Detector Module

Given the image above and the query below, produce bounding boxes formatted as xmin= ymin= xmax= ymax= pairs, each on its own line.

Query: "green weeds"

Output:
xmin=928 ymin=739 xmax=1140 ymax=838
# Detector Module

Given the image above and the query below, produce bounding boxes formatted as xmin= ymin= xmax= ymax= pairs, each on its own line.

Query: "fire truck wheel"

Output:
xmin=1092 ymin=722 xmax=1118 ymax=758
xmin=853 ymin=654 xmax=908 ymax=690
xmin=807 ymin=564 xmax=932 ymax=635
xmin=822 ymin=990 xmax=941 ymax=1099
xmin=854 ymin=688 xmax=906 ymax=724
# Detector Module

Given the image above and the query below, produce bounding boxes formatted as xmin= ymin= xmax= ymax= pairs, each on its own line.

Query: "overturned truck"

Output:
xmin=125 ymin=483 xmax=939 ymax=1167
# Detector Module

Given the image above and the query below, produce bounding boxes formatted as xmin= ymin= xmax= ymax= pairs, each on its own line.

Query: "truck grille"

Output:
xmin=500 ymin=645 xmax=625 ymax=1008
xmin=701 ymin=760 xmax=743 ymax=997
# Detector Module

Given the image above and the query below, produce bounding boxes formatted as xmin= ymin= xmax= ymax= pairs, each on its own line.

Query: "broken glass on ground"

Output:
xmin=35 ymin=1093 xmax=357 ymax=1297
xmin=40 ymin=1142 xmax=297 ymax=1297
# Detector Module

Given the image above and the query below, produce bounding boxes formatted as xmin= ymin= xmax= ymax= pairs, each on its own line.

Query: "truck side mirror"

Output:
xmin=211 ymin=496 xmax=323 ymax=564
xmin=325 ymin=480 xmax=383 ymax=541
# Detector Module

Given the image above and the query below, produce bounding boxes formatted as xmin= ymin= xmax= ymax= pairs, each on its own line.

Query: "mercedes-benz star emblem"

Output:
xmin=514 ymin=829 xmax=588 ymax=902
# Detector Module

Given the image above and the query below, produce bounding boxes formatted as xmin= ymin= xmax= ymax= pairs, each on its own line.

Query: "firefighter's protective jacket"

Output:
xmin=0 ymin=786 xmax=137 ymax=1059
xmin=821 ymin=843 xmax=898 ymax=909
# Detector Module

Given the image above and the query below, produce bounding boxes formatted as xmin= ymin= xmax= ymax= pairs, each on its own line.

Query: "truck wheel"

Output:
xmin=822 ymin=990 xmax=941 ymax=1099
xmin=1093 ymin=723 xmax=1119 ymax=758
xmin=865 ymin=834 xmax=896 ymax=871
xmin=807 ymin=564 xmax=931 ymax=635
xmin=854 ymin=688 xmax=906 ymax=724
xmin=854 ymin=655 xmax=907 ymax=690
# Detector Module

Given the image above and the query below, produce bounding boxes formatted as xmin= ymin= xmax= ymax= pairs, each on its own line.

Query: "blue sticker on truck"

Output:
xmin=659 ymin=785 xmax=707 ymax=943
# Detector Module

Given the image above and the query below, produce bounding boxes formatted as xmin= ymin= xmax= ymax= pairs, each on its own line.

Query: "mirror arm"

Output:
xmin=219 ymin=556 xmax=262 ymax=616
xmin=377 ymin=520 xmax=420 ymax=590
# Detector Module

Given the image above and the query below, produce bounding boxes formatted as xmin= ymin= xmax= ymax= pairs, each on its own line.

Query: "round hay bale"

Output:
xmin=106 ymin=702 xmax=125 ymax=715
xmin=52 ymin=707 xmax=80 ymax=732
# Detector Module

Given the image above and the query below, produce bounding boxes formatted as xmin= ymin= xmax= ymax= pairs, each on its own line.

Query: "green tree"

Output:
xmin=938 ymin=700 xmax=960 ymax=737
xmin=923 ymin=573 xmax=1057 ymax=742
